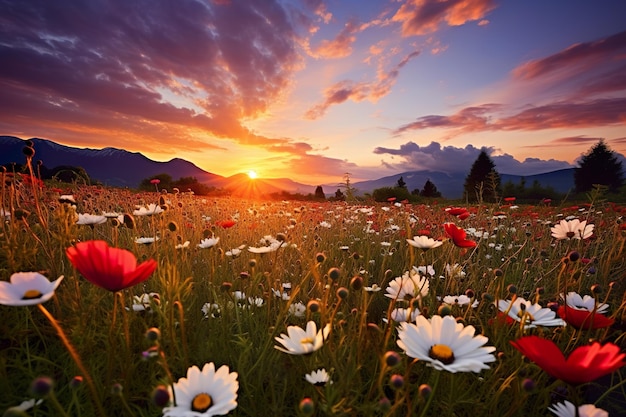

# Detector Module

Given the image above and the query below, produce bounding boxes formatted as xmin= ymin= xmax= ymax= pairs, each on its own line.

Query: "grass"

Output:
xmin=1 ymin=167 xmax=625 ymax=416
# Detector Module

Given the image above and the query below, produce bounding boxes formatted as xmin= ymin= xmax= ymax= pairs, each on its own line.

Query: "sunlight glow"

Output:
xmin=247 ymin=170 xmax=258 ymax=179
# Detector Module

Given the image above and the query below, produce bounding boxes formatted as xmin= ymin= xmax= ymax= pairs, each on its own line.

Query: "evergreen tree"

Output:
xmin=396 ymin=176 xmax=407 ymax=189
xmin=574 ymin=140 xmax=624 ymax=193
xmin=314 ymin=186 xmax=326 ymax=200
xmin=420 ymin=179 xmax=441 ymax=198
xmin=464 ymin=150 xmax=500 ymax=202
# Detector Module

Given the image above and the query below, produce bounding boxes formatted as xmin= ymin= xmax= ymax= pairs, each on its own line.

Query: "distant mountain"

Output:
xmin=0 ymin=136 xmax=222 ymax=188
xmin=0 ymin=136 xmax=318 ymax=194
xmin=1 ymin=136 xmax=585 ymax=198
xmin=352 ymin=169 xmax=576 ymax=199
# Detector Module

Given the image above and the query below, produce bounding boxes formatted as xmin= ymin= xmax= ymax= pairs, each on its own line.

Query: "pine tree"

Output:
xmin=574 ymin=140 xmax=624 ymax=193
xmin=464 ymin=150 xmax=500 ymax=202
xmin=420 ymin=179 xmax=441 ymax=198
xmin=314 ymin=186 xmax=326 ymax=200
xmin=396 ymin=176 xmax=407 ymax=189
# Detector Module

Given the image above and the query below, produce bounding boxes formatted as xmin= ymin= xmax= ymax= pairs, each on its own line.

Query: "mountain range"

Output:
xmin=1 ymin=135 xmax=577 ymax=199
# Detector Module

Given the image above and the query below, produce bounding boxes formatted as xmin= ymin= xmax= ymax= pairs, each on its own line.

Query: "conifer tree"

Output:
xmin=574 ymin=140 xmax=624 ymax=193
xmin=464 ymin=150 xmax=500 ymax=202
xmin=420 ymin=179 xmax=441 ymax=198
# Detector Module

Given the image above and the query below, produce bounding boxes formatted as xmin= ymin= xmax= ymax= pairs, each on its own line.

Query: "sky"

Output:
xmin=1 ymin=0 xmax=625 ymax=185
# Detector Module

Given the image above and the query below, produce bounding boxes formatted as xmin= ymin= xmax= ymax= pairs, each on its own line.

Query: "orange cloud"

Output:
xmin=392 ymin=0 xmax=497 ymax=37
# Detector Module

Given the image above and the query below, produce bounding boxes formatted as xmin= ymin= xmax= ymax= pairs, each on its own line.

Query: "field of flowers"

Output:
xmin=1 ymin=170 xmax=625 ymax=416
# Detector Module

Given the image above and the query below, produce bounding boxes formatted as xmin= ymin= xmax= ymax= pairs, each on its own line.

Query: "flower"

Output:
xmin=397 ymin=315 xmax=496 ymax=373
xmin=364 ymin=284 xmax=382 ymax=292
xmin=198 ymin=237 xmax=220 ymax=249
xmin=557 ymin=306 xmax=614 ymax=330
xmin=305 ymin=369 xmax=332 ymax=386
xmin=288 ymin=301 xmax=306 ymax=318
xmin=202 ymin=303 xmax=221 ymax=319
xmin=163 ymin=362 xmax=238 ymax=417
xmin=76 ymin=213 xmax=107 ymax=226
xmin=216 ymin=219 xmax=236 ymax=229
xmin=386 ymin=307 xmax=421 ymax=323
xmin=444 ymin=223 xmax=477 ymax=248
xmin=497 ymin=297 xmax=566 ymax=328
xmin=135 ymin=237 xmax=159 ymax=245
xmin=406 ymin=235 xmax=443 ymax=250
xmin=561 ymin=291 xmax=609 ymax=314
xmin=550 ymin=219 xmax=594 ymax=240
xmin=442 ymin=295 xmax=472 ymax=307
xmin=548 ymin=401 xmax=608 ymax=417
xmin=131 ymin=292 xmax=160 ymax=312
xmin=274 ymin=321 xmax=331 ymax=355
xmin=133 ymin=203 xmax=164 ymax=216
xmin=385 ymin=269 xmax=429 ymax=301
xmin=66 ymin=240 xmax=157 ymax=292
xmin=510 ymin=335 xmax=626 ymax=385
xmin=0 ymin=272 xmax=64 ymax=306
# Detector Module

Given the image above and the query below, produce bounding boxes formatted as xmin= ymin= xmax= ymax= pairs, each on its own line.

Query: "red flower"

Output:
xmin=445 ymin=207 xmax=468 ymax=216
xmin=150 ymin=179 xmax=161 ymax=184
xmin=444 ymin=223 xmax=477 ymax=248
xmin=66 ymin=240 xmax=157 ymax=292
xmin=510 ymin=336 xmax=625 ymax=385
xmin=216 ymin=219 xmax=236 ymax=229
xmin=504 ymin=197 xmax=516 ymax=202
xmin=557 ymin=306 xmax=614 ymax=330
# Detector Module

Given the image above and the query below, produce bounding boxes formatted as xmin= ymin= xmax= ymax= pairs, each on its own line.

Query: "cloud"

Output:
xmin=310 ymin=20 xmax=358 ymax=58
xmin=0 ymin=0 xmax=306 ymax=154
xmin=392 ymin=0 xmax=497 ymax=36
xmin=373 ymin=141 xmax=573 ymax=175
xmin=305 ymin=50 xmax=420 ymax=119
xmin=512 ymin=30 xmax=626 ymax=81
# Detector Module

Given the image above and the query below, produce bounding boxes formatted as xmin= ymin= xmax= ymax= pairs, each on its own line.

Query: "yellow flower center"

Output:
xmin=429 ymin=344 xmax=455 ymax=365
xmin=300 ymin=337 xmax=314 ymax=345
xmin=516 ymin=310 xmax=535 ymax=323
xmin=191 ymin=393 xmax=213 ymax=412
xmin=22 ymin=289 xmax=43 ymax=300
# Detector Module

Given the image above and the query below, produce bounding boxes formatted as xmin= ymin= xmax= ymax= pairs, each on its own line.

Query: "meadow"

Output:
xmin=1 ymin=170 xmax=625 ymax=417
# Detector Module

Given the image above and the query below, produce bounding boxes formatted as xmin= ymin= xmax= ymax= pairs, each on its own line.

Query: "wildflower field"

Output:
xmin=1 ymin=172 xmax=625 ymax=417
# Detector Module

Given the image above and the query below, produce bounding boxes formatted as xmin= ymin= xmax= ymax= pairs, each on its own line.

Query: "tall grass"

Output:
xmin=1 ymin=165 xmax=625 ymax=416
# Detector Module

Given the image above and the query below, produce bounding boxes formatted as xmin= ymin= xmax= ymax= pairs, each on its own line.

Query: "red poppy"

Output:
xmin=510 ymin=335 xmax=625 ymax=385
xmin=445 ymin=207 xmax=468 ymax=216
xmin=557 ymin=306 xmax=614 ymax=330
xmin=458 ymin=211 xmax=470 ymax=220
xmin=444 ymin=223 xmax=477 ymax=248
xmin=504 ymin=197 xmax=516 ymax=202
xmin=150 ymin=179 xmax=161 ymax=184
xmin=66 ymin=240 xmax=157 ymax=292
xmin=216 ymin=219 xmax=236 ymax=229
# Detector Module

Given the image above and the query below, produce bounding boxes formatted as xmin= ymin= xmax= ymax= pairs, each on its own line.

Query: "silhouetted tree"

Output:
xmin=396 ymin=176 xmax=407 ymax=189
xmin=314 ymin=186 xmax=326 ymax=200
xmin=334 ymin=189 xmax=345 ymax=201
xmin=339 ymin=173 xmax=357 ymax=202
xmin=464 ymin=150 xmax=500 ymax=202
xmin=420 ymin=179 xmax=442 ymax=198
xmin=574 ymin=140 xmax=624 ymax=193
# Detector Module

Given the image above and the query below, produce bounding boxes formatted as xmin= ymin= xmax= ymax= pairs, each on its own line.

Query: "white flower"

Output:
xmin=385 ymin=269 xmax=429 ymax=301
xmin=288 ymin=301 xmax=306 ymax=318
xmin=415 ymin=265 xmax=436 ymax=277
xmin=385 ymin=307 xmax=421 ymax=323
xmin=548 ymin=401 xmax=608 ymax=417
xmin=202 ymin=303 xmax=221 ymax=319
xmin=131 ymin=292 xmax=160 ymax=312
xmin=406 ymin=235 xmax=443 ymax=250
xmin=136 ymin=237 xmax=158 ymax=244
xmin=247 ymin=297 xmax=264 ymax=307
xmin=0 ymin=272 xmax=64 ymax=306
xmin=364 ymin=284 xmax=382 ymax=292
xmin=397 ymin=315 xmax=496 ymax=373
xmin=163 ymin=363 xmax=238 ymax=417
xmin=497 ymin=297 xmax=566 ymax=328
xmin=274 ymin=321 xmax=331 ymax=355
xmin=175 ymin=241 xmax=191 ymax=249
xmin=198 ymin=237 xmax=220 ymax=249
xmin=133 ymin=203 xmax=164 ymax=216
xmin=442 ymin=295 xmax=472 ymax=306
xmin=561 ymin=292 xmax=609 ymax=314
xmin=76 ymin=213 xmax=107 ymax=226
xmin=551 ymin=219 xmax=594 ymax=240
xmin=305 ymin=368 xmax=332 ymax=386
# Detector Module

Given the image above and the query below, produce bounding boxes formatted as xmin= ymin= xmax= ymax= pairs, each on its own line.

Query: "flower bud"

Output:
xmin=29 ymin=376 xmax=53 ymax=397
xmin=418 ymin=384 xmax=432 ymax=399
xmin=383 ymin=351 xmax=401 ymax=367
xmin=336 ymin=287 xmax=349 ymax=299
xmin=390 ymin=374 xmax=404 ymax=389
xmin=328 ymin=267 xmax=341 ymax=281
xmin=145 ymin=327 xmax=161 ymax=342
xmin=151 ymin=385 xmax=170 ymax=407
xmin=299 ymin=397 xmax=315 ymax=415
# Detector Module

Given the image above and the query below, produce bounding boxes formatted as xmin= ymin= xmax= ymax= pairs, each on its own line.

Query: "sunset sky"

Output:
xmin=1 ymin=0 xmax=625 ymax=185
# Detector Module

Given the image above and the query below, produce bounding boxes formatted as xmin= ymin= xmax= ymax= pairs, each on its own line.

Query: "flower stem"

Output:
xmin=37 ymin=304 xmax=108 ymax=417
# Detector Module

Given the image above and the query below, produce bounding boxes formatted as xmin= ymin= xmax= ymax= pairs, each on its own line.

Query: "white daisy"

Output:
xmin=198 ymin=237 xmax=219 ymax=249
xmin=274 ymin=321 xmax=331 ymax=355
xmin=288 ymin=301 xmax=306 ymax=318
xmin=0 ymin=272 xmax=64 ymax=306
xmin=406 ymin=236 xmax=443 ymax=250
xmin=305 ymin=368 xmax=332 ymax=386
xmin=551 ymin=219 xmax=594 ymax=240
xmin=76 ymin=213 xmax=107 ymax=226
xmin=561 ymin=292 xmax=609 ymax=314
xmin=397 ymin=315 xmax=496 ymax=373
xmin=497 ymin=297 xmax=566 ymax=328
xmin=548 ymin=401 xmax=608 ymax=417
xmin=442 ymin=295 xmax=472 ymax=307
xmin=163 ymin=362 xmax=238 ymax=417
xmin=133 ymin=203 xmax=164 ymax=216
xmin=385 ymin=269 xmax=429 ymax=301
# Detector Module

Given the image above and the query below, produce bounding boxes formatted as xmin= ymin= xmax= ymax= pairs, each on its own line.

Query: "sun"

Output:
xmin=247 ymin=170 xmax=258 ymax=179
